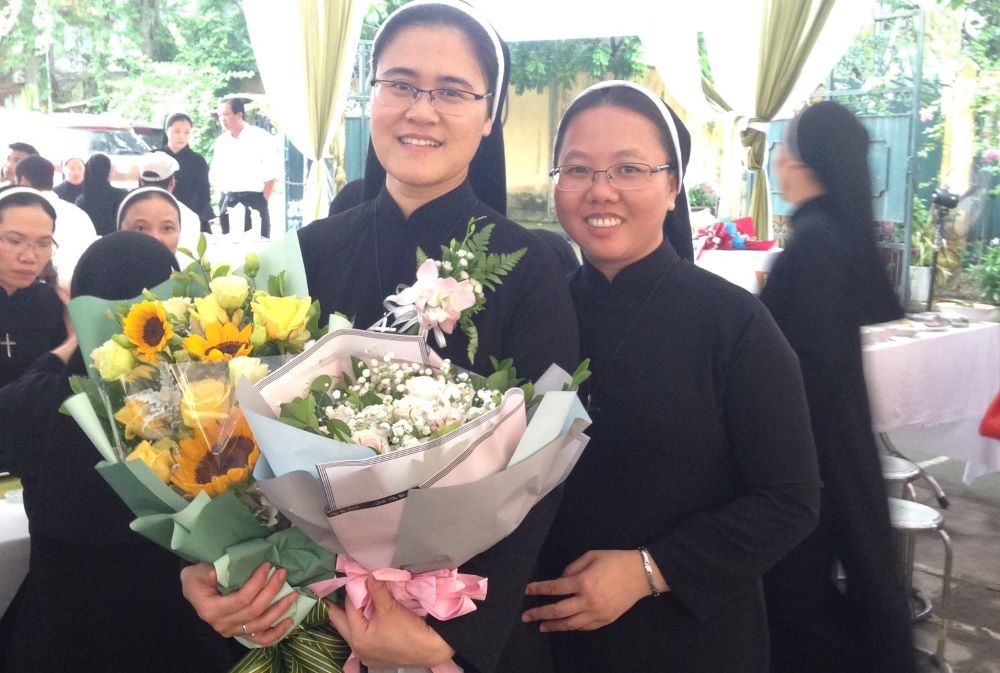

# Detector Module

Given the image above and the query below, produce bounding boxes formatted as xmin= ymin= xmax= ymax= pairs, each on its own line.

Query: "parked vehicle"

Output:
xmin=0 ymin=111 xmax=152 ymax=187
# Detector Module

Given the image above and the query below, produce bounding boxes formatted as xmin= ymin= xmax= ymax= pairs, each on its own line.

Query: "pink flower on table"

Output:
xmin=389 ymin=259 xmax=476 ymax=335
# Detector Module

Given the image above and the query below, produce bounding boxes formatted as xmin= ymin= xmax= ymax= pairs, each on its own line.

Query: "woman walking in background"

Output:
xmin=761 ymin=100 xmax=914 ymax=673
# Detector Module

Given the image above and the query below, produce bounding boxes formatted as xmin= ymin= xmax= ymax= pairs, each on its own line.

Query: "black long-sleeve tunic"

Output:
xmin=161 ymin=145 xmax=212 ymax=223
xmin=539 ymin=241 xmax=821 ymax=672
xmin=0 ymin=282 xmax=66 ymax=390
xmin=760 ymin=196 xmax=913 ymax=673
xmin=298 ymin=180 xmax=580 ymax=673
xmin=0 ymin=354 xmax=242 ymax=672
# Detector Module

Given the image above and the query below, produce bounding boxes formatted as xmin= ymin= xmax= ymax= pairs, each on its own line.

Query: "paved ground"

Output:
xmin=903 ymin=449 xmax=1000 ymax=671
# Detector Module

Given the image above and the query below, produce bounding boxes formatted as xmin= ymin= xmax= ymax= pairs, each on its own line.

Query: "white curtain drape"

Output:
xmin=698 ymin=0 xmax=875 ymax=231
xmin=243 ymin=0 xmax=368 ymax=224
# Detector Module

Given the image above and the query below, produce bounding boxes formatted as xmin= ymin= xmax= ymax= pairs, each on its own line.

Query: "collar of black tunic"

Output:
xmin=374 ymin=180 xmax=480 ymax=232
xmin=577 ymin=239 xmax=680 ymax=300
xmin=0 ymin=280 xmax=47 ymax=302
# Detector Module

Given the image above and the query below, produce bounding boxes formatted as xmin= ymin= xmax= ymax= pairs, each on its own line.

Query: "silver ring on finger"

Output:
xmin=241 ymin=624 xmax=249 ymax=636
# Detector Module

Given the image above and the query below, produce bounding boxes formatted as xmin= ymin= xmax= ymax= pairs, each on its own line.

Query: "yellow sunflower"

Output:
xmin=123 ymin=301 xmax=174 ymax=363
xmin=171 ymin=411 xmax=260 ymax=498
xmin=182 ymin=321 xmax=253 ymax=362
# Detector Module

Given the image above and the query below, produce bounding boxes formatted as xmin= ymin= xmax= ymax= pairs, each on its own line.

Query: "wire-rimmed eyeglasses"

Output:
xmin=549 ymin=162 xmax=675 ymax=191
xmin=0 ymin=234 xmax=58 ymax=256
xmin=370 ymin=79 xmax=493 ymax=115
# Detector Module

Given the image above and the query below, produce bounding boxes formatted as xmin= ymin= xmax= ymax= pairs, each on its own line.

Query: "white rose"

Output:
xmin=227 ymin=356 xmax=270 ymax=386
xmin=405 ymin=375 xmax=445 ymax=400
xmin=209 ymin=275 xmax=250 ymax=311
xmin=161 ymin=297 xmax=192 ymax=322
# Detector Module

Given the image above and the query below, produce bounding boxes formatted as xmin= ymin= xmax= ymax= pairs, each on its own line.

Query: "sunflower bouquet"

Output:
xmin=62 ymin=235 xmax=348 ymax=670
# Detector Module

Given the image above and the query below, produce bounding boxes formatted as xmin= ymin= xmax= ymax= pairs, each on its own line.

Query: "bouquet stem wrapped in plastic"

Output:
xmin=237 ymin=328 xmax=591 ymax=673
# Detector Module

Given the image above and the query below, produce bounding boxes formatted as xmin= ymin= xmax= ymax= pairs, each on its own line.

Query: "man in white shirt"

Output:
xmin=14 ymin=154 xmax=98 ymax=290
xmin=138 ymin=152 xmax=203 ymax=259
xmin=209 ymin=98 xmax=279 ymax=238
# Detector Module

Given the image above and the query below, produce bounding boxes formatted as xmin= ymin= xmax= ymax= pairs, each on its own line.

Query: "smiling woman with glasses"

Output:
xmin=521 ymin=81 xmax=821 ymax=673
xmin=181 ymin=3 xmax=579 ymax=672
xmin=0 ymin=186 xmax=67 ymax=388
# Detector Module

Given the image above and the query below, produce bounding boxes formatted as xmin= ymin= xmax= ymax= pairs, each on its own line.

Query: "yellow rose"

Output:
xmin=210 ymin=275 xmax=250 ymax=311
xmin=251 ymin=294 xmax=312 ymax=341
xmin=190 ymin=295 xmax=229 ymax=330
xmin=180 ymin=378 xmax=233 ymax=444
xmin=227 ymin=356 xmax=270 ymax=386
xmin=126 ymin=439 xmax=176 ymax=483
xmin=91 ymin=339 xmax=137 ymax=381
xmin=114 ymin=398 xmax=170 ymax=441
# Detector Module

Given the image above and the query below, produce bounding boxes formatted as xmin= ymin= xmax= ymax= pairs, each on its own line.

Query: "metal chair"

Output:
xmin=879 ymin=433 xmax=950 ymax=508
xmin=888 ymin=497 xmax=954 ymax=672
xmin=880 ymin=454 xmax=920 ymax=500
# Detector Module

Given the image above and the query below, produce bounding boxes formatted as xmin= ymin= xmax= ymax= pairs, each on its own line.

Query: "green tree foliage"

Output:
xmin=507 ymin=37 xmax=646 ymax=95
xmin=0 ymin=0 xmax=259 ymax=156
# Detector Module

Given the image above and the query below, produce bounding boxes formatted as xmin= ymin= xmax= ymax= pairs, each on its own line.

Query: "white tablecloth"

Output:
xmin=0 ymin=498 xmax=30 ymax=615
xmin=863 ymin=322 xmax=1000 ymax=482
xmin=694 ymin=248 xmax=782 ymax=294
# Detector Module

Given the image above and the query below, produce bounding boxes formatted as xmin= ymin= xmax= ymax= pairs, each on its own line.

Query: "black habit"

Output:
xmin=160 ymin=145 xmax=213 ymax=225
xmin=0 ymin=282 xmax=66 ymax=389
xmin=761 ymin=195 xmax=913 ymax=673
xmin=539 ymin=242 xmax=821 ymax=672
xmin=0 ymin=354 xmax=242 ymax=673
xmin=53 ymin=180 xmax=83 ymax=204
xmin=298 ymin=180 xmax=580 ymax=673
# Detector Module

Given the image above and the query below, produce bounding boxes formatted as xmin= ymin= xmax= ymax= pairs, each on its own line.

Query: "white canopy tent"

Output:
xmin=244 ymin=0 xmax=876 ymax=231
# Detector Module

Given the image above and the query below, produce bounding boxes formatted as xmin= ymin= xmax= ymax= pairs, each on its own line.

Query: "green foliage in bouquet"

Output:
xmin=417 ymin=217 xmax=527 ymax=363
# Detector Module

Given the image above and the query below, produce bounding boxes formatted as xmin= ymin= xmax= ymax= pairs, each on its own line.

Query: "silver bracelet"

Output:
xmin=638 ymin=546 xmax=660 ymax=597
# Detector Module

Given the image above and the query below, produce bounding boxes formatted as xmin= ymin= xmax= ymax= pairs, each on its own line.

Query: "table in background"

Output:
xmin=694 ymin=248 xmax=782 ymax=294
xmin=0 ymin=491 xmax=29 ymax=616
xmin=863 ymin=322 xmax=1000 ymax=482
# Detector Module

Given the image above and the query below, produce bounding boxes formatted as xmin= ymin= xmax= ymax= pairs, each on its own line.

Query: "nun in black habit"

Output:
xmin=760 ymin=101 xmax=914 ymax=673
xmin=0 ymin=187 xmax=66 ymax=390
xmin=0 ymin=231 xmax=242 ymax=673
xmin=180 ymin=3 xmax=577 ymax=672
xmin=522 ymin=81 xmax=822 ymax=673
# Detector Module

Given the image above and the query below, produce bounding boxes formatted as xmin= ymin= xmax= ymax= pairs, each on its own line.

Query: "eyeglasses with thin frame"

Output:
xmin=370 ymin=79 xmax=493 ymax=115
xmin=549 ymin=162 xmax=675 ymax=191
xmin=0 ymin=234 xmax=59 ymax=256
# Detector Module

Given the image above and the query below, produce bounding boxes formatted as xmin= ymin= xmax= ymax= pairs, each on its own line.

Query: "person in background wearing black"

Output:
xmin=522 ymin=81 xmax=821 ymax=673
xmin=159 ymin=112 xmax=213 ymax=233
xmin=181 ymin=3 xmax=578 ymax=671
xmin=2 ymin=143 xmax=39 ymax=188
xmin=761 ymin=101 xmax=914 ymax=673
xmin=0 ymin=231 xmax=242 ymax=673
xmin=53 ymin=157 xmax=86 ymax=204
xmin=74 ymin=153 xmax=127 ymax=236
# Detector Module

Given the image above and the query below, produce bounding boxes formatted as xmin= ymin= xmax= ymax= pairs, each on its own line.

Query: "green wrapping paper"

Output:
xmin=93 ymin=458 xmax=337 ymax=648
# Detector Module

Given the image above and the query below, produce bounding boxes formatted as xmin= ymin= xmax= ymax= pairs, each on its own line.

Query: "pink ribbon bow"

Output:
xmin=309 ymin=555 xmax=488 ymax=673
